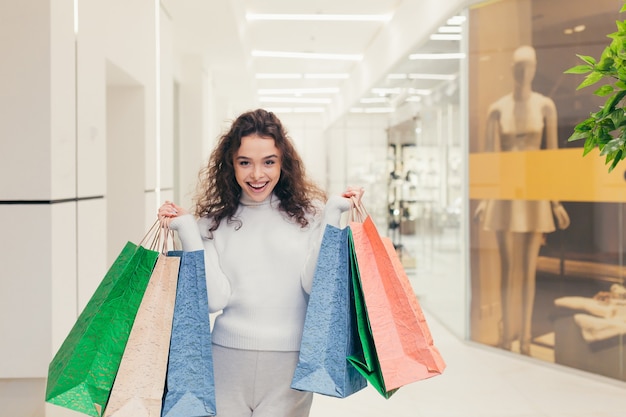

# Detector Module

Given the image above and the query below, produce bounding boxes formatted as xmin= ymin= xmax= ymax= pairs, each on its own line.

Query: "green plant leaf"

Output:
xmin=577 ymin=71 xmax=605 ymax=89
xmin=583 ymin=135 xmax=597 ymax=156
xmin=601 ymin=89 xmax=626 ymax=116
xmin=564 ymin=64 xmax=593 ymax=74
xmin=594 ymin=85 xmax=615 ymax=96
xmin=601 ymin=136 xmax=626 ymax=155
xmin=609 ymin=108 xmax=626 ymax=127
xmin=596 ymin=57 xmax=616 ymax=71
xmin=608 ymin=151 xmax=622 ymax=172
xmin=576 ymin=54 xmax=597 ymax=66
xmin=568 ymin=130 xmax=589 ymax=142
xmin=574 ymin=118 xmax=594 ymax=132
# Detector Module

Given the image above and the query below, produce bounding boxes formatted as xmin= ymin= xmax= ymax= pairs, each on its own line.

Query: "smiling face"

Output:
xmin=234 ymin=134 xmax=282 ymax=202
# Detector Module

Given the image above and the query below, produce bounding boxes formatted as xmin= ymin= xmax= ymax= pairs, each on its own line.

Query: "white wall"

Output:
xmin=0 ymin=1 xmax=173 ymax=416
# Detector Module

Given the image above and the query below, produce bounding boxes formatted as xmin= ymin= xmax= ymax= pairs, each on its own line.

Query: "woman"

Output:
xmin=159 ymin=108 xmax=363 ymax=417
xmin=474 ymin=46 xmax=570 ymax=355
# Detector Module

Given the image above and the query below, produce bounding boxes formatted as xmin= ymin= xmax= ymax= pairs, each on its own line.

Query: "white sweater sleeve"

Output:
xmin=170 ymin=214 xmax=232 ymax=313
xmin=301 ymin=196 xmax=351 ymax=294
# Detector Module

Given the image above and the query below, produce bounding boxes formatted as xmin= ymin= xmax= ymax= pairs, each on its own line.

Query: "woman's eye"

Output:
xmin=265 ymin=160 xmax=276 ymax=166
xmin=239 ymin=160 xmax=250 ymax=166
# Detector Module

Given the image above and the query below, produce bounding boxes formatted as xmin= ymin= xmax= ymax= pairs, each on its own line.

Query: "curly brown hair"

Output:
xmin=194 ymin=109 xmax=327 ymax=233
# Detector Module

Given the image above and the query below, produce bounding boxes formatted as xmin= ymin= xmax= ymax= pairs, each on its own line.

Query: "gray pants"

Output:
xmin=212 ymin=344 xmax=313 ymax=417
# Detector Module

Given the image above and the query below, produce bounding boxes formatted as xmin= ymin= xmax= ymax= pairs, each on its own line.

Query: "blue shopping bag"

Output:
xmin=162 ymin=250 xmax=216 ymax=417
xmin=291 ymin=225 xmax=367 ymax=398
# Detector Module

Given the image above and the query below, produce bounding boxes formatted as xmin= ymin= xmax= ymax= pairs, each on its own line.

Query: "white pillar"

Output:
xmin=0 ymin=2 xmax=77 ymax=417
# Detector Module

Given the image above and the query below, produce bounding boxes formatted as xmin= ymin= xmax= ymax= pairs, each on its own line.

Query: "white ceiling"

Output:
xmin=160 ymin=0 xmax=464 ymax=123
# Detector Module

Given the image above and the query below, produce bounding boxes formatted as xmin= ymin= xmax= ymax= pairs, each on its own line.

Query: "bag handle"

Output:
xmin=349 ymin=196 xmax=368 ymax=223
xmin=138 ymin=219 xmax=177 ymax=254
xmin=139 ymin=220 xmax=161 ymax=248
xmin=156 ymin=219 xmax=178 ymax=254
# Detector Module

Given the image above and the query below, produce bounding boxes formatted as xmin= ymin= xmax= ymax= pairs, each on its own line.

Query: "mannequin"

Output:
xmin=474 ymin=45 xmax=570 ymax=355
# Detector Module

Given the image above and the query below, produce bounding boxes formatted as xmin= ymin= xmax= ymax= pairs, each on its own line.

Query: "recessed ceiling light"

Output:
xmin=430 ymin=34 xmax=462 ymax=41
xmin=304 ymin=73 xmax=350 ymax=79
xmin=252 ymin=50 xmax=362 ymax=61
xmin=256 ymin=73 xmax=302 ymax=79
xmin=255 ymin=73 xmax=350 ymax=80
xmin=409 ymin=52 xmax=466 ymax=60
xmin=438 ymin=26 xmax=462 ymax=33
xmin=264 ymin=107 xmax=327 ymax=113
xmin=408 ymin=73 xmax=457 ymax=80
xmin=447 ymin=15 xmax=466 ymax=25
xmin=246 ymin=13 xmax=392 ymax=22
xmin=371 ymin=87 xmax=402 ymax=95
xmin=259 ymin=97 xmax=332 ymax=104
xmin=257 ymin=87 xmax=339 ymax=95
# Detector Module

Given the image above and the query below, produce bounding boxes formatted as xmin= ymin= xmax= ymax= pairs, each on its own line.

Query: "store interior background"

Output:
xmin=2 ymin=0 xmax=626 ymax=416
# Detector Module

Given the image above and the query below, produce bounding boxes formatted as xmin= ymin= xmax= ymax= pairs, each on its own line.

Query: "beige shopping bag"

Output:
xmin=103 ymin=247 xmax=180 ymax=417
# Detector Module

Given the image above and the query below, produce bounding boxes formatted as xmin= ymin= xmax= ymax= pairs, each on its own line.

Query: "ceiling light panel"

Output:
xmin=409 ymin=52 xmax=466 ymax=60
xmin=430 ymin=34 xmax=462 ymax=41
xmin=255 ymin=73 xmax=303 ymax=79
xmin=246 ymin=13 xmax=391 ymax=22
xmin=264 ymin=107 xmax=327 ymax=114
xmin=252 ymin=50 xmax=363 ymax=60
xmin=259 ymin=97 xmax=332 ymax=104
xmin=257 ymin=87 xmax=340 ymax=95
xmin=437 ymin=26 xmax=462 ymax=33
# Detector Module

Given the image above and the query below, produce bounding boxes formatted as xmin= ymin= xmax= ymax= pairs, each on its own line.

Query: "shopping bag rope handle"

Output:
xmin=138 ymin=219 xmax=177 ymax=254
xmin=139 ymin=219 xmax=161 ymax=248
xmin=349 ymin=196 xmax=368 ymax=223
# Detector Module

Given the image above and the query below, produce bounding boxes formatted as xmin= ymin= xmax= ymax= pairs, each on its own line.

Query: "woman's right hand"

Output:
xmin=158 ymin=201 xmax=188 ymax=227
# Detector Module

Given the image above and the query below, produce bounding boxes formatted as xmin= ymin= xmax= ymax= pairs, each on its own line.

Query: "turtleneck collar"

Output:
xmin=239 ymin=191 xmax=275 ymax=207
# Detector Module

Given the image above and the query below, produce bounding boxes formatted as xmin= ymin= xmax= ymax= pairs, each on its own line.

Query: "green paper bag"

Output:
xmin=45 ymin=240 xmax=160 ymax=416
xmin=346 ymin=229 xmax=398 ymax=399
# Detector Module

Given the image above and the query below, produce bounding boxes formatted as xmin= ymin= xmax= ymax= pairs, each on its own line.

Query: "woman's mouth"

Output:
xmin=247 ymin=182 xmax=269 ymax=192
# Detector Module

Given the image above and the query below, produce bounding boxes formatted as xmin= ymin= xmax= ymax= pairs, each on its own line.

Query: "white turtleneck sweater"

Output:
xmin=170 ymin=193 xmax=347 ymax=352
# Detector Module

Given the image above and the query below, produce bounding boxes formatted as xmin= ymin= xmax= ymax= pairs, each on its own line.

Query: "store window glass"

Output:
xmin=383 ymin=13 xmax=468 ymax=339
xmin=469 ymin=0 xmax=626 ymax=382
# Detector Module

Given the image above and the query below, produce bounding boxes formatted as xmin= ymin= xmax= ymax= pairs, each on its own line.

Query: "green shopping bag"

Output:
xmin=346 ymin=229 xmax=398 ymax=399
xmin=45 ymin=225 xmax=161 ymax=417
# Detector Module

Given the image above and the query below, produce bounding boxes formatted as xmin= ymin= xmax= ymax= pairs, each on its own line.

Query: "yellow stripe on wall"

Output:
xmin=469 ymin=148 xmax=626 ymax=202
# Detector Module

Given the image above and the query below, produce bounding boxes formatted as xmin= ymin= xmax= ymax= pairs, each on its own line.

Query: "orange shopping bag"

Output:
xmin=348 ymin=201 xmax=446 ymax=393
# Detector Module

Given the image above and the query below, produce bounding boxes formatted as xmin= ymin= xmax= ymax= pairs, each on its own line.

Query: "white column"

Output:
xmin=0 ymin=2 xmax=77 ymax=417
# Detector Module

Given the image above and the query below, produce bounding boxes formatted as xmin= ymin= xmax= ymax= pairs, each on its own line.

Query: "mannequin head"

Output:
xmin=511 ymin=45 xmax=537 ymax=87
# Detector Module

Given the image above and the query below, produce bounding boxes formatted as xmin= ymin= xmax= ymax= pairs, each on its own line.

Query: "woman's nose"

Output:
xmin=252 ymin=166 xmax=264 ymax=179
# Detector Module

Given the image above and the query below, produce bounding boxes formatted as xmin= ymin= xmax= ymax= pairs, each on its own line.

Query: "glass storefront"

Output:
xmin=334 ymin=0 xmax=626 ymax=383
xmin=468 ymin=0 xmax=626 ymax=381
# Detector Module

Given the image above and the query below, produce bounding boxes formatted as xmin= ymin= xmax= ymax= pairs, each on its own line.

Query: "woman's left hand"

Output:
xmin=157 ymin=200 xmax=188 ymax=228
xmin=342 ymin=186 xmax=365 ymax=205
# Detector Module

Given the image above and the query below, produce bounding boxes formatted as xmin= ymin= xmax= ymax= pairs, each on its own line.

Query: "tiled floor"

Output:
xmin=309 ymin=309 xmax=626 ymax=417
